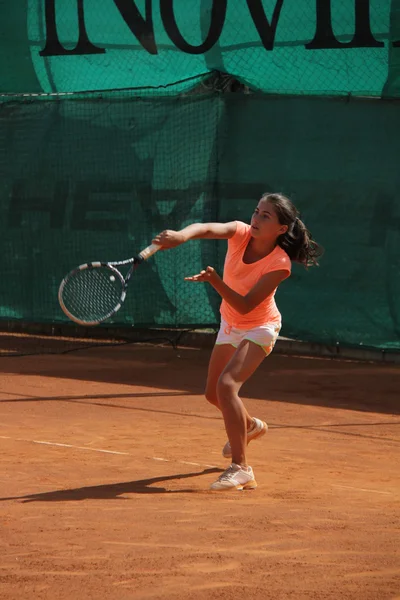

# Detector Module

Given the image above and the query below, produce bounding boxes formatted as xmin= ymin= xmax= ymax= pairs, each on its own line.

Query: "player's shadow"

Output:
xmin=0 ymin=468 xmax=222 ymax=502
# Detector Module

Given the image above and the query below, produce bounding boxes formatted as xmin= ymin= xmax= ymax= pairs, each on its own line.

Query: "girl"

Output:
xmin=153 ymin=193 xmax=322 ymax=491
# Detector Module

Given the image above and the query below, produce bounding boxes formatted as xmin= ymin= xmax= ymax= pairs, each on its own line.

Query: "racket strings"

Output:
xmin=61 ymin=267 xmax=124 ymax=323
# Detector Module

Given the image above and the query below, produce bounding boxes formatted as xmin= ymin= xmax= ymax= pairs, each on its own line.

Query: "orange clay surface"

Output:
xmin=0 ymin=340 xmax=399 ymax=600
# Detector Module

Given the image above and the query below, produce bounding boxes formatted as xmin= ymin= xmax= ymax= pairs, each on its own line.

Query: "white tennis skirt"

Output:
xmin=215 ymin=318 xmax=281 ymax=356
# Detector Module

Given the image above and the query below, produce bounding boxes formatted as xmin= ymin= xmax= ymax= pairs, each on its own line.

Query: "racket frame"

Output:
xmin=58 ymin=243 xmax=160 ymax=326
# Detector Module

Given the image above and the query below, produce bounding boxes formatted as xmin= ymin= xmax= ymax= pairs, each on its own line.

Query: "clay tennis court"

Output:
xmin=0 ymin=335 xmax=399 ymax=600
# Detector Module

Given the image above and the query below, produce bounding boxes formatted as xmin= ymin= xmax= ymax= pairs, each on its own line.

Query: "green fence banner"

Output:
xmin=1 ymin=93 xmax=399 ymax=350
xmin=1 ymin=0 xmax=400 ymax=97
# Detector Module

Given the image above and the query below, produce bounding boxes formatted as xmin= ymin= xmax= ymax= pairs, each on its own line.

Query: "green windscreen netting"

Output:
xmin=1 ymin=0 xmax=400 ymax=97
xmin=0 ymin=1 xmax=400 ymax=351
xmin=1 ymin=92 xmax=399 ymax=350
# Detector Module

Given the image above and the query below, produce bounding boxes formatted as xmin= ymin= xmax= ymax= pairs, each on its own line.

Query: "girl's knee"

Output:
xmin=216 ymin=374 xmax=236 ymax=403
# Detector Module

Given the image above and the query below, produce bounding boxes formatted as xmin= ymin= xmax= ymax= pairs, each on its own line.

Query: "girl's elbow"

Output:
xmin=240 ymin=303 xmax=253 ymax=315
xmin=241 ymin=299 xmax=262 ymax=314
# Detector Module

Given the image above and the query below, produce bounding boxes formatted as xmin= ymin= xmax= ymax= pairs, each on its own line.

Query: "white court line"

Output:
xmin=331 ymin=484 xmax=393 ymax=496
xmin=152 ymin=457 xmax=217 ymax=468
xmin=0 ymin=436 xmax=218 ymax=469
xmin=34 ymin=441 xmax=130 ymax=455
xmin=0 ymin=436 xmax=129 ymax=456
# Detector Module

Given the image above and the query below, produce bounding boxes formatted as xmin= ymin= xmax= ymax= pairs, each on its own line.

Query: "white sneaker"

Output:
xmin=210 ymin=463 xmax=257 ymax=491
xmin=222 ymin=417 xmax=268 ymax=459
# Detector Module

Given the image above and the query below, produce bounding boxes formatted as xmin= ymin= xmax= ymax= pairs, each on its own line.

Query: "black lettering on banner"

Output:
xmin=39 ymin=0 xmax=394 ymax=58
xmin=161 ymin=0 xmax=227 ymax=54
xmin=40 ymin=0 xmax=105 ymax=56
xmin=113 ymin=0 xmax=157 ymax=54
xmin=246 ymin=0 xmax=285 ymax=51
xmin=306 ymin=0 xmax=384 ymax=49
xmin=9 ymin=181 xmax=68 ymax=227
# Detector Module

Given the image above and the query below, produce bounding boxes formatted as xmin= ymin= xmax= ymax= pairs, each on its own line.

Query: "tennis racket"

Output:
xmin=58 ymin=243 xmax=160 ymax=326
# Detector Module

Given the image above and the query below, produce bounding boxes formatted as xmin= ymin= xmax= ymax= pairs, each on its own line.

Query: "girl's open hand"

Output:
xmin=184 ymin=266 xmax=220 ymax=283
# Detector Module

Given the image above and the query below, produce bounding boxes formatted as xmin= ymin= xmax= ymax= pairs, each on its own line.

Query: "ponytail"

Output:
xmin=279 ymin=216 xmax=322 ymax=267
xmin=261 ymin=193 xmax=323 ymax=267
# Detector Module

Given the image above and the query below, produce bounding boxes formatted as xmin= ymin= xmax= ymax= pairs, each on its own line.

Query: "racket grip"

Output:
xmin=138 ymin=243 xmax=161 ymax=261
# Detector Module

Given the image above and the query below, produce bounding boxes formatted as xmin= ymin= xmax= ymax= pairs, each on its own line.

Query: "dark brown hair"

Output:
xmin=261 ymin=193 xmax=323 ymax=267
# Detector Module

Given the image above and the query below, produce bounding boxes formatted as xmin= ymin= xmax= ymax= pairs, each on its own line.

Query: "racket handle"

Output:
xmin=138 ymin=243 xmax=161 ymax=261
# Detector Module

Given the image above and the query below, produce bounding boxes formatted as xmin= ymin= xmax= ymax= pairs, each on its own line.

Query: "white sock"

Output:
xmin=238 ymin=464 xmax=250 ymax=472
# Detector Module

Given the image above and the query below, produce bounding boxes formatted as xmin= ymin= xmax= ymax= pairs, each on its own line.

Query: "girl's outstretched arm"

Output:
xmin=152 ymin=222 xmax=237 ymax=249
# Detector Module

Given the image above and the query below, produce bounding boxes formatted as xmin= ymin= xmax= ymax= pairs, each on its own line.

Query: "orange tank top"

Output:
xmin=220 ymin=221 xmax=291 ymax=328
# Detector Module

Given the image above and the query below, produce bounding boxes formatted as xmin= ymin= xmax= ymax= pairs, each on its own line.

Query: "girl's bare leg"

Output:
xmin=216 ymin=340 xmax=266 ymax=466
xmin=204 ymin=343 xmax=254 ymax=430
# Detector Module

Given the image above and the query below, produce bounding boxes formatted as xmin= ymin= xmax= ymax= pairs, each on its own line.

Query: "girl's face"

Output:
xmin=250 ymin=199 xmax=288 ymax=240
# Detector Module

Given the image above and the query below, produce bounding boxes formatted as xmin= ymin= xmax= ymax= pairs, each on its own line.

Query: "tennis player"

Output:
xmin=153 ymin=193 xmax=322 ymax=491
